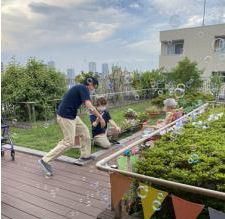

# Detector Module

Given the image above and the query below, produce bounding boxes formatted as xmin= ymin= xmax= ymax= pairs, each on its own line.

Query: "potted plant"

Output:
xmin=124 ymin=108 xmax=138 ymax=120
xmin=146 ymin=105 xmax=161 ymax=118
xmin=137 ymin=112 xmax=148 ymax=123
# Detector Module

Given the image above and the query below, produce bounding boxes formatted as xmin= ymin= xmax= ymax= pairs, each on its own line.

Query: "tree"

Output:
xmin=169 ymin=57 xmax=203 ymax=91
xmin=2 ymin=57 xmax=67 ymax=121
xmin=210 ymin=73 xmax=223 ymax=98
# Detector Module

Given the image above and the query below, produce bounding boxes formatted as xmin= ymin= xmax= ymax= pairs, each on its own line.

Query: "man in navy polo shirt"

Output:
xmin=38 ymin=77 xmax=105 ymax=176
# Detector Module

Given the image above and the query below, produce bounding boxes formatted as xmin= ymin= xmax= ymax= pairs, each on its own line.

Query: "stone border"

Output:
xmin=13 ymin=130 xmax=143 ymax=165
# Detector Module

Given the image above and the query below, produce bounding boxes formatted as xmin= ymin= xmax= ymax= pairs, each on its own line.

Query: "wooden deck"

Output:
xmin=1 ymin=152 xmax=111 ymax=219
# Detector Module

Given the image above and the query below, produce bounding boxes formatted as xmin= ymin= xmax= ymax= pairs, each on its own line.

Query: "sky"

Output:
xmin=1 ymin=0 xmax=225 ymax=73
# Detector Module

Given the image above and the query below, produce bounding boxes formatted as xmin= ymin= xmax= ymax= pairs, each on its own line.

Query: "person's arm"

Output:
xmin=163 ymin=112 xmax=173 ymax=125
xmin=92 ymin=117 xmax=100 ymax=127
xmin=109 ymin=119 xmax=121 ymax=132
xmin=85 ymin=100 xmax=106 ymax=128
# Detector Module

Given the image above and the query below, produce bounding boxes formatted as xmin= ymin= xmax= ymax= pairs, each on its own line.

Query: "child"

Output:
xmin=90 ymin=97 xmax=121 ymax=148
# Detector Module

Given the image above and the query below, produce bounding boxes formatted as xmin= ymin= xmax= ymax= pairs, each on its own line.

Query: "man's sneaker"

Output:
xmin=38 ymin=159 xmax=53 ymax=176
xmin=78 ymin=155 xmax=96 ymax=162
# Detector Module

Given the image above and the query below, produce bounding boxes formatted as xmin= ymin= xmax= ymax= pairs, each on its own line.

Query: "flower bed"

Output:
xmin=134 ymin=105 xmax=225 ymax=217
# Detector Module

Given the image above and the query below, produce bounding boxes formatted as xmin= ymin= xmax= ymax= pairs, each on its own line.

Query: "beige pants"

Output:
xmin=42 ymin=115 xmax=91 ymax=163
xmin=93 ymin=134 xmax=111 ymax=149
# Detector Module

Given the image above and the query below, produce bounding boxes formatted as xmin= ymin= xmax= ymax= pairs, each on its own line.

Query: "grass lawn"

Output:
xmin=10 ymin=100 xmax=161 ymax=158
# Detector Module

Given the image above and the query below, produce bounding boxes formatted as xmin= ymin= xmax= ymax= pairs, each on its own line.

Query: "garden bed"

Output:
xmin=96 ymin=102 xmax=225 ymax=218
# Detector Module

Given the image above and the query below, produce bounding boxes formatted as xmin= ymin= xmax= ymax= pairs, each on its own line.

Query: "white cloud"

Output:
xmin=82 ymin=22 xmax=119 ymax=42
xmin=182 ymin=15 xmax=203 ymax=27
xmin=125 ymin=32 xmax=160 ymax=54
xmin=151 ymin=0 xmax=192 ymax=15
xmin=129 ymin=3 xmax=140 ymax=9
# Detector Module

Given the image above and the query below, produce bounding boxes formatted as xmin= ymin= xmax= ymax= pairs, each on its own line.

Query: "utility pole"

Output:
xmin=202 ymin=0 xmax=206 ymax=26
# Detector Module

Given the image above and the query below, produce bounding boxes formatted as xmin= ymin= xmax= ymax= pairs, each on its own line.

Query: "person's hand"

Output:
xmin=115 ymin=126 xmax=121 ymax=133
xmin=99 ymin=118 xmax=106 ymax=128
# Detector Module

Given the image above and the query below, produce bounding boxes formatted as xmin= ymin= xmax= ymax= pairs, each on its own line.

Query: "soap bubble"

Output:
xmin=158 ymin=90 xmax=164 ymax=96
xmin=157 ymin=192 xmax=164 ymax=200
xmin=176 ymin=83 xmax=185 ymax=90
xmin=86 ymin=200 xmax=91 ymax=207
xmin=43 ymin=122 xmax=49 ymax=129
xmin=203 ymin=55 xmax=212 ymax=64
xmin=67 ymin=211 xmax=79 ymax=218
xmin=186 ymin=81 xmax=192 ymax=88
xmin=150 ymin=80 xmax=157 ymax=88
xmin=152 ymin=200 xmax=162 ymax=211
xmin=135 ymin=94 xmax=140 ymax=101
xmin=137 ymin=185 xmax=149 ymax=199
xmin=174 ymin=87 xmax=185 ymax=98
xmin=188 ymin=153 xmax=199 ymax=164
xmin=12 ymin=119 xmax=17 ymax=125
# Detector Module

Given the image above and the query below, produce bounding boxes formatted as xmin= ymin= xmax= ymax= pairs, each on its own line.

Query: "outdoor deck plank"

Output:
xmin=2 ymin=182 xmax=104 ymax=217
xmin=2 ymin=203 xmax=38 ymax=219
xmin=1 ymin=177 xmax=107 ymax=209
xmin=7 ymin=152 xmax=110 ymax=183
xmin=1 ymin=152 xmax=110 ymax=219
xmin=2 ymin=168 xmax=110 ymax=203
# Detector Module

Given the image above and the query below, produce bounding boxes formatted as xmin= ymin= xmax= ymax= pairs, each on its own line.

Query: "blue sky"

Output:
xmin=1 ymin=0 xmax=225 ymax=73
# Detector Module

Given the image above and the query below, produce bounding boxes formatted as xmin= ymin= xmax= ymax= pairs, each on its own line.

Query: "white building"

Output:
xmin=159 ymin=23 xmax=225 ymax=80
xmin=89 ymin=62 xmax=96 ymax=73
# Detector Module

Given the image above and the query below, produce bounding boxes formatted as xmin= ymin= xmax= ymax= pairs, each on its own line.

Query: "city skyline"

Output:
xmin=2 ymin=0 xmax=225 ymax=73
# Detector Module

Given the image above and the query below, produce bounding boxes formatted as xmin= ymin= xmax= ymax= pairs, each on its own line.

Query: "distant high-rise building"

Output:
xmin=47 ymin=61 xmax=55 ymax=69
xmin=67 ymin=68 xmax=75 ymax=79
xmin=102 ymin=63 xmax=109 ymax=74
xmin=89 ymin=62 xmax=96 ymax=73
xmin=67 ymin=68 xmax=75 ymax=88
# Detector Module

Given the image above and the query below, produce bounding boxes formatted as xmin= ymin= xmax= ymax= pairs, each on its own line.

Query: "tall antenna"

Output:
xmin=202 ymin=0 xmax=206 ymax=26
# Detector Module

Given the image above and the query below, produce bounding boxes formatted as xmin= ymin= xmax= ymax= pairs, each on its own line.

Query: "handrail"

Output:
xmin=96 ymin=102 xmax=225 ymax=200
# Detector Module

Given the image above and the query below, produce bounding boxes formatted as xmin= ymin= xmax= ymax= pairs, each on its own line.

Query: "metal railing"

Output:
xmin=96 ymin=102 xmax=225 ymax=200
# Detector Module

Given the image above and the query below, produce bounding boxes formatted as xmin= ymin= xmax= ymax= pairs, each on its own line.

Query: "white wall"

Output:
xmin=159 ymin=23 xmax=225 ymax=78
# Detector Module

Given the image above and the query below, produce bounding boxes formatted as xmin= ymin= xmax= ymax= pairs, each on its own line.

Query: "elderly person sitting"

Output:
xmin=145 ymin=98 xmax=183 ymax=130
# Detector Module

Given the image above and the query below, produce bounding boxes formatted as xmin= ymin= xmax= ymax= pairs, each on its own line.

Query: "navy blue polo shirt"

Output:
xmin=90 ymin=111 xmax=111 ymax=137
xmin=57 ymin=84 xmax=90 ymax=119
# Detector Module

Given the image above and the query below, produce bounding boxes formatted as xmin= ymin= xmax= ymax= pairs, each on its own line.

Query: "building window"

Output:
xmin=162 ymin=40 xmax=184 ymax=55
xmin=214 ymin=36 xmax=225 ymax=53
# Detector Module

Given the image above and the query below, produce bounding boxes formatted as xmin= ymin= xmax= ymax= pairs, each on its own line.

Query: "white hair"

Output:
xmin=163 ymin=98 xmax=177 ymax=108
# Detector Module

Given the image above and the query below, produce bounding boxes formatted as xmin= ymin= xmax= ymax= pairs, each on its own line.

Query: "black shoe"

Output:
xmin=110 ymin=139 xmax=120 ymax=144
xmin=38 ymin=159 xmax=53 ymax=176
xmin=78 ymin=155 xmax=96 ymax=162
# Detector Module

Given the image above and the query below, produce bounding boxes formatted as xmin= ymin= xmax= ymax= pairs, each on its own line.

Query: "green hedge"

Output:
xmin=135 ymin=105 xmax=225 ymax=217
